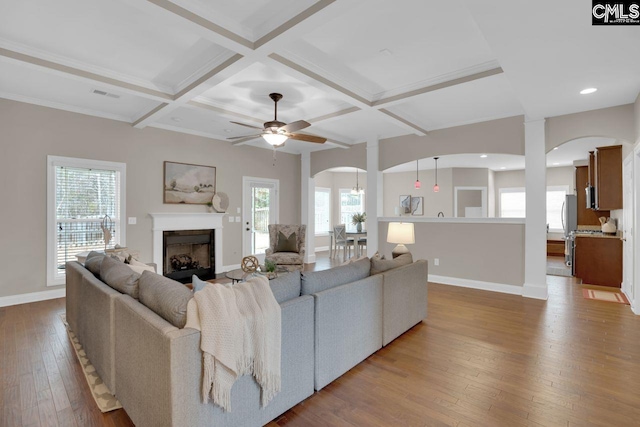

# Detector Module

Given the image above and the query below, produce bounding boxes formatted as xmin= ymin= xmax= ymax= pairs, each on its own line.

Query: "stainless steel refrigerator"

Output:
xmin=562 ymin=195 xmax=577 ymax=268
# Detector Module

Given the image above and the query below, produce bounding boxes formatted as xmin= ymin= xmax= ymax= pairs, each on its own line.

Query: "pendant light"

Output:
xmin=433 ymin=157 xmax=440 ymax=193
xmin=351 ymin=168 xmax=364 ymax=195
xmin=414 ymin=159 xmax=421 ymax=189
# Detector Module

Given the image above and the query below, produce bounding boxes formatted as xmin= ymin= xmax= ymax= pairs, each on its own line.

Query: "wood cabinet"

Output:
xmin=547 ymin=240 xmax=564 ymax=257
xmin=575 ymin=166 xmax=609 ymax=226
xmin=574 ymin=236 xmax=622 ymax=287
xmin=594 ymin=145 xmax=622 ymax=210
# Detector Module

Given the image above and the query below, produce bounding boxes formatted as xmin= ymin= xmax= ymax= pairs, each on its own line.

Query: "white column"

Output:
xmin=523 ymin=119 xmax=548 ymax=299
xmin=301 ymin=152 xmax=316 ymax=264
xmin=366 ymin=137 xmax=380 ymax=256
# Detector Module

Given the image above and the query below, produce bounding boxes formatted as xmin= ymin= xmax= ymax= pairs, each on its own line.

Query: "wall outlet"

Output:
xmin=128 ymin=217 xmax=137 ymax=225
xmin=236 ymin=207 xmax=241 ymax=214
xmin=235 ymin=216 xmax=241 ymax=222
xmin=434 ymin=258 xmax=439 ymax=266
xmin=229 ymin=216 xmax=235 ymax=223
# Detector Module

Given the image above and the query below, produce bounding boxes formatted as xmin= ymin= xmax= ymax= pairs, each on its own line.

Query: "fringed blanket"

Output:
xmin=185 ymin=275 xmax=281 ymax=412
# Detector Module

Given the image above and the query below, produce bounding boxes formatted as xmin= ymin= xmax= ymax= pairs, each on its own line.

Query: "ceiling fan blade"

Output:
xmin=230 ymin=121 xmax=263 ymax=130
xmin=280 ymin=120 xmax=310 ymax=133
xmin=287 ymin=133 xmax=327 ymax=144
xmin=227 ymin=134 xmax=261 ymax=140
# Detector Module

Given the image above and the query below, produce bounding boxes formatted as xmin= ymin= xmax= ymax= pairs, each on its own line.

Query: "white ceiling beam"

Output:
xmin=371 ymin=67 xmax=504 ymax=108
xmin=0 ymin=47 xmax=172 ymax=103
xmin=133 ymin=53 xmax=244 ymax=128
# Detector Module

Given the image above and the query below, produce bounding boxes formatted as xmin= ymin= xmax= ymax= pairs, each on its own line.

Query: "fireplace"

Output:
xmin=163 ymin=230 xmax=215 ymax=282
xmin=150 ymin=213 xmax=225 ymax=282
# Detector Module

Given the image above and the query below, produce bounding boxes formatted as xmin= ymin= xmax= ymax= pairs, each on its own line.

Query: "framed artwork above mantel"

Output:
xmin=163 ymin=161 xmax=216 ymax=204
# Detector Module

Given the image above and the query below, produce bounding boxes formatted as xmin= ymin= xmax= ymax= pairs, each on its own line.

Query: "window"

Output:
xmin=499 ymin=188 xmax=526 ymax=218
xmin=315 ymin=187 xmax=331 ymax=234
xmin=499 ymin=186 xmax=570 ymax=232
xmin=47 ymin=156 xmax=126 ymax=286
xmin=547 ymin=186 xmax=569 ymax=232
xmin=339 ymin=189 xmax=365 ymax=230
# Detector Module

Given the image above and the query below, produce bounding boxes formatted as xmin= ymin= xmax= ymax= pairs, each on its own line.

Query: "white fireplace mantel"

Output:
xmin=149 ymin=213 xmax=225 ymax=274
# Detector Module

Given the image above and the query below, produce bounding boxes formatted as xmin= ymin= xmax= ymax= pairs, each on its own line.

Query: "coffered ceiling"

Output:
xmin=1 ymin=0 xmax=638 ymax=155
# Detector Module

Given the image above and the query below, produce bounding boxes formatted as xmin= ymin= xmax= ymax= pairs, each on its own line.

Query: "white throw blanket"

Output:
xmin=185 ymin=275 xmax=281 ymax=412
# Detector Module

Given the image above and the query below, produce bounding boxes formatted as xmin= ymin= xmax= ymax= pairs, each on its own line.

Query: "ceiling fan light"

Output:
xmin=262 ymin=133 xmax=288 ymax=146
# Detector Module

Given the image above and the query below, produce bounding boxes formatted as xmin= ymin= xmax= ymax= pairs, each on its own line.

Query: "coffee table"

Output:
xmin=225 ymin=267 xmax=288 ymax=284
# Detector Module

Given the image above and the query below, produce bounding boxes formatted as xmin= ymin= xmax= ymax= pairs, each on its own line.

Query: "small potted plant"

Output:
xmin=351 ymin=212 xmax=366 ymax=232
xmin=263 ymin=259 xmax=277 ymax=279
xmin=205 ymin=201 xmax=214 ymax=213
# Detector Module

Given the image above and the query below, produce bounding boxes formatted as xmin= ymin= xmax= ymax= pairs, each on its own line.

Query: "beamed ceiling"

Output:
xmin=1 ymin=0 xmax=639 ymax=154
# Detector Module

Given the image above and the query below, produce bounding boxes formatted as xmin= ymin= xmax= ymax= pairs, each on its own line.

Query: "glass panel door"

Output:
xmin=243 ymin=178 xmax=279 ymax=260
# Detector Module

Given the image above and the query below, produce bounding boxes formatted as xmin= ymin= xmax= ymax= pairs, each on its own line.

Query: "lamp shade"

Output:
xmin=387 ymin=222 xmax=415 ymax=244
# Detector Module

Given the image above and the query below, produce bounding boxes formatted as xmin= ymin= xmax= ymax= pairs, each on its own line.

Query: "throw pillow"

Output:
xmin=84 ymin=253 xmax=105 ymax=276
xmin=275 ymin=231 xmax=297 ymax=252
xmin=100 ymin=256 xmax=141 ymax=299
xmin=138 ymin=271 xmax=193 ymax=328
xmin=301 ymin=257 xmax=370 ymax=295
xmin=192 ymin=275 xmax=209 ymax=293
xmin=371 ymin=252 xmax=413 ymax=275
xmin=127 ymin=259 xmax=156 ymax=275
xmin=269 ymin=270 xmax=301 ymax=303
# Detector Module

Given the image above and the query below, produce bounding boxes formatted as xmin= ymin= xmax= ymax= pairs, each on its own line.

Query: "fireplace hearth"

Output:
xmin=163 ymin=229 xmax=215 ymax=282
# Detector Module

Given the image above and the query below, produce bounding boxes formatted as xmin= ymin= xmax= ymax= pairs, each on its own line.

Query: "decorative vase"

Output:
xmin=356 ymin=222 xmax=362 ymax=232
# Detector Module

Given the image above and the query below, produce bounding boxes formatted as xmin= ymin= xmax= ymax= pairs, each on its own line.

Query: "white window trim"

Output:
xmin=47 ymin=156 xmax=126 ymax=286
xmin=315 ymin=187 xmax=331 ymax=236
xmin=338 ymin=188 xmax=365 ymax=230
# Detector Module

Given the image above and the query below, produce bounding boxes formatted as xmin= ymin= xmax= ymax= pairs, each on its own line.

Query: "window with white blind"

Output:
xmin=499 ymin=188 xmax=526 ymax=218
xmin=47 ymin=156 xmax=126 ymax=286
xmin=339 ymin=189 xmax=365 ymax=230
xmin=498 ymin=186 xmax=569 ymax=231
xmin=315 ymin=187 xmax=331 ymax=235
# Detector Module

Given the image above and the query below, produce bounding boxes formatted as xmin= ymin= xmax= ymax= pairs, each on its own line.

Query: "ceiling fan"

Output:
xmin=227 ymin=93 xmax=327 ymax=147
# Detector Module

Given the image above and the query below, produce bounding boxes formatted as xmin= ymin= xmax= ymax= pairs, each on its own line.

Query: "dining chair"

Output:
xmin=357 ymin=237 xmax=367 ymax=257
xmin=333 ymin=224 xmax=355 ymax=261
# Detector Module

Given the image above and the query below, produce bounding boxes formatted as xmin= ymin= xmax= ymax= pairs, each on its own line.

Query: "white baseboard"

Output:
xmin=522 ymin=282 xmax=549 ymax=300
xmin=428 ymin=274 xmax=523 ymax=296
xmin=0 ymin=288 xmax=66 ymax=308
xmin=315 ymin=246 xmax=329 ymax=252
xmin=622 ymin=288 xmax=638 ymax=315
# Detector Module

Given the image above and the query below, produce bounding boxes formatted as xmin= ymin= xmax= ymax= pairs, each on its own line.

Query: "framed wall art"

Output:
xmin=399 ymin=195 xmax=412 ymax=214
xmin=411 ymin=196 xmax=424 ymax=216
xmin=163 ymin=161 xmax=216 ymax=204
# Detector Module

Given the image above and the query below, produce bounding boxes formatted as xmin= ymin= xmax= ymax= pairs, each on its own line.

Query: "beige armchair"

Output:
xmin=265 ymin=224 xmax=306 ymax=272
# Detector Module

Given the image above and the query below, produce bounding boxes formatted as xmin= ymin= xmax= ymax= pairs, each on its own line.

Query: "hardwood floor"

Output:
xmin=2 ymin=255 xmax=639 ymax=426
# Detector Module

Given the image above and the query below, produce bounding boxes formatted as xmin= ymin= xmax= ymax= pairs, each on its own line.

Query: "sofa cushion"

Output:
xmin=301 ymin=257 xmax=370 ymax=295
xmin=269 ymin=270 xmax=301 ymax=303
xmin=138 ymin=271 xmax=192 ymax=328
xmin=85 ymin=251 xmax=105 ymax=276
xmin=275 ymin=230 xmax=298 ymax=252
xmin=100 ymin=256 xmax=141 ymax=298
xmin=371 ymin=253 xmax=413 ymax=275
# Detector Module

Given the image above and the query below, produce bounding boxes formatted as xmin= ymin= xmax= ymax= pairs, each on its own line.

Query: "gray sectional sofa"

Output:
xmin=66 ymin=252 xmax=427 ymax=427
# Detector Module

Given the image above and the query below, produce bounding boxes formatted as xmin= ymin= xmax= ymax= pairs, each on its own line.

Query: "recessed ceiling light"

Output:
xmin=170 ymin=117 xmax=181 ymax=122
xmin=480 ymin=154 xmax=488 ymax=158
xmin=553 ymin=162 xmax=560 ymax=165
xmin=580 ymin=87 xmax=597 ymax=95
xmin=500 ymin=167 xmax=506 ymax=170
xmin=553 ymin=147 xmax=559 ymax=150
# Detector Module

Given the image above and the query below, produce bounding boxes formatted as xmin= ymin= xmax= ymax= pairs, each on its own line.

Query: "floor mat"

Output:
xmin=582 ymin=289 xmax=630 ymax=304
xmin=60 ymin=314 xmax=123 ymax=412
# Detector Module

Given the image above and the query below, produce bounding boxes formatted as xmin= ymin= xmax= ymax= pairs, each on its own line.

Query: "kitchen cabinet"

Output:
xmin=574 ymin=235 xmax=622 ymax=287
xmin=575 ymin=166 xmax=609 ymax=226
xmin=594 ymin=145 xmax=622 ymax=210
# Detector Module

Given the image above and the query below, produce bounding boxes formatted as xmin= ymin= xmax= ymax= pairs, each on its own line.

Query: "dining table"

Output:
xmin=328 ymin=230 xmax=367 ymax=259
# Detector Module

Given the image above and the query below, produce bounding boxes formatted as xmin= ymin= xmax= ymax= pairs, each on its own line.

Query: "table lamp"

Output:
xmin=387 ymin=222 xmax=415 ymax=258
